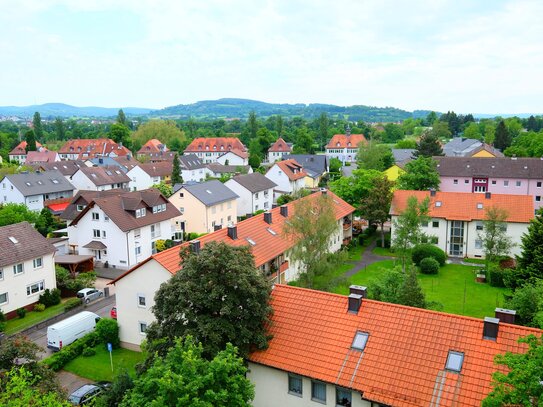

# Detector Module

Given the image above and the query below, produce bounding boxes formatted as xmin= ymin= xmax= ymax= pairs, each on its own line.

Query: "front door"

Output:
xmin=449 ymin=221 xmax=464 ymax=256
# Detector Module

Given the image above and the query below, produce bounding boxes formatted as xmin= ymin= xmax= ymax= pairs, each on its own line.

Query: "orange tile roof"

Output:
xmin=275 ymin=159 xmax=307 ymax=181
xmin=59 ymin=138 xmax=131 ymax=158
xmin=9 ymin=141 xmax=44 ymax=156
xmin=249 ymin=284 xmax=542 ymax=407
xmin=269 ymin=137 xmax=292 ymax=153
xmin=184 ymin=137 xmax=247 ymax=153
xmin=137 ymin=139 xmax=169 ymax=154
xmin=391 ymin=190 xmax=534 ymax=223
xmin=111 ymin=190 xmax=354 ymax=283
xmin=326 ymin=133 xmax=367 ymax=149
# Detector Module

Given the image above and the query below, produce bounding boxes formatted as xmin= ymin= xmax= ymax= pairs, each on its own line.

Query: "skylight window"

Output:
xmin=106 ymin=171 xmax=113 ymax=176
xmin=477 ymin=203 xmax=483 ymax=209
xmin=435 ymin=201 xmax=442 ymax=207
xmin=8 ymin=236 xmax=18 ymax=244
xmin=267 ymin=228 xmax=277 ymax=236
xmin=206 ymin=190 xmax=212 ymax=194
xmin=52 ymin=179 xmax=59 ymax=184
xmin=445 ymin=351 xmax=464 ymax=373
xmin=246 ymin=238 xmax=256 ymax=246
xmin=91 ymin=174 xmax=97 ymax=178
xmin=351 ymin=331 xmax=369 ymax=351
xmin=37 ymin=180 xmax=43 ymax=185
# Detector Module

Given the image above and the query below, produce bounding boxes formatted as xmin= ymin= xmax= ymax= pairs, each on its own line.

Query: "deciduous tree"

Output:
xmin=24 ymin=130 xmax=37 ymax=152
xmin=330 ymin=169 xmax=382 ymax=214
xmin=504 ymin=281 xmax=543 ymax=328
xmin=478 ymin=206 xmax=514 ymax=266
xmin=397 ymin=157 xmax=440 ymax=191
xmin=152 ymin=181 xmax=173 ymax=198
xmin=109 ymin=123 xmax=131 ymax=149
xmin=360 ymin=176 xmax=393 ymax=247
xmin=132 ymin=120 xmax=186 ymax=151
xmin=356 ymin=144 xmax=394 ymax=171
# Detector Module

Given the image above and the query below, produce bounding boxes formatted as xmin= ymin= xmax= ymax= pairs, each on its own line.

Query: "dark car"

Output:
xmin=68 ymin=382 xmax=111 ymax=405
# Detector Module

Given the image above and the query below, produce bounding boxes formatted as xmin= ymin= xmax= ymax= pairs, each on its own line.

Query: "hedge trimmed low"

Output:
xmin=412 ymin=244 xmax=446 ymax=266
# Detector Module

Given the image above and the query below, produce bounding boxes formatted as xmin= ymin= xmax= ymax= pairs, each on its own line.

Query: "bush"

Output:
xmin=43 ymin=331 xmax=100 ymax=371
xmin=383 ymin=234 xmax=391 ymax=249
xmin=95 ymin=318 xmax=120 ymax=348
xmin=39 ymin=288 xmax=61 ymax=307
xmin=64 ymin=298 xmax=82 ymax=312
xmin=487 ymin=264 xmax=508 ymax=287
xmin=17 ymin=307 xmax=27 ymax=319
xmin=33 ymin=303 xmax=46 ymax=312
xmin=0 ymin=310 xmax=5 ymax=332
xmin=419 ymin=257 xmax=439 ymax=274
xmin=82 ymin=347 xmax=96 ymax=357
xmin=358 ymin=234 xmax=364 ymax=246
xmin=412 ymin=244 xmax=446 ymax=266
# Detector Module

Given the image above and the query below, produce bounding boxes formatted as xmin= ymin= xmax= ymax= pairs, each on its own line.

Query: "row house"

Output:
xmin=225 ymin=173 xmax=277 ymax=216
xmin=248 ymin=284 xmax=541 ymax=407
xmin=265 ymin=159 xmax=307 ymax=200
xmin=0 ymin=222 xmax=57 ymax=319
xmin=0 ymin=170 xmax=75 ymax=211
xmin=325 ymin=127 xmax=367 ymax=163
xmin=390 ymin=190 xmax=533 ymax=258
xmin=71 ymin=166 xmax=131 ymax=192
xmin=58 ymin=138 xmax=131 ymax=160
xmin=66 ymin=189 xmax=180 ymax=269
xmin=127 ymin=162 xmax=172 ymax=191
xmin=267 ymin=137 xmax=292 ymax=163
xmin=109 ymin=189 xmax=354 ymax=349
xmin=183 ymin=137 xmax=247 ymax=163
xmin=436 ymin=156 xmax=543 ymax=211
xmin=25 ymin=150 xmax=60 ymax=164
xmin=8 ymin=141 xmax=45 ymax=164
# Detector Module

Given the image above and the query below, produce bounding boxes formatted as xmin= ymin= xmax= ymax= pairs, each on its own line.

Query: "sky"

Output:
xmin=1 ymin=0 xmax=542 ymax=114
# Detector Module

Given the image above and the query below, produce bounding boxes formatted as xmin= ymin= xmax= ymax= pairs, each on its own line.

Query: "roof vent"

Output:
xmin=430 ymin=188 xmax=436 ymax=197
xmin=227 ymin=225 xmax=238 ymax=240
xmin=348 ymin=294 xmax=362 ymax=314
xmin=477 ymin=203 xmax=483 ymax=209
xmin=483 ymin=316 xmax=499 ymax=340
xmin=485 ymin=192 xmax=491 ymax=199
xmin=190 ymin=240 xmax=200 ymax=254
xmin=511 ymin=155 xmax=517 ymax=160
xmin=264 ymin=211 xmax=272 ymax=224
xmin=320 ymin=187 xmax=327 ymax=195
xmin=280 ymin=205 xmax=288 ymax=217
xmin=495 ymin=308 xmax=516 ymax=324
xmin=349 ymin=285 xmax=367 ymax=298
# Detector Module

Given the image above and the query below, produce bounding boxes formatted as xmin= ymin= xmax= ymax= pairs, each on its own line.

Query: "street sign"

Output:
xmin=107 ymin=342 xmax=112 ymax=352
xmin=107 ymin=342 xmax=113 ymax=371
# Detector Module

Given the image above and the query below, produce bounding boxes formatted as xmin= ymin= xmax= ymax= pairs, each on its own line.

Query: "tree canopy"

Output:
xmin=397 ymin=157 xmax=440 ymax=191
xmin=414 ymin=129 xmax=444 ymax=157
xmin=479 ymin=206 xmax=514 ymax=265
xmin=360 ymin=176 xmax=393 ymax=247
xmin=171 ymin=153 xmax=182 ymax=185
xmin=329 ymin=169 xmax=383 ymax=213
xmin=356 ymin=143 xmax=394 ymax=171
xmin=512 ymin=209 xmax=543 ymax=287
xmin=132 ymin=120 xmax=186 ymax=153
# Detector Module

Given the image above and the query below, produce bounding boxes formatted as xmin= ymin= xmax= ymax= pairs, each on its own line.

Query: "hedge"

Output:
xmin=487 ymin=264 xmax=508 ymax=287
xmin=412 ymin=244 xmax=446 ymax=266
xmin=419 ymin=257 xmax=440 ymax=275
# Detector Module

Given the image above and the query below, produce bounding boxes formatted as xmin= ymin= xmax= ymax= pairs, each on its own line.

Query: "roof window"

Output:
xmin=445 ymin=350 xmax=464 ymax=372
xmin=477 ymin=203 xmax=483 ymax=209
xmin=267 ymin=227 xmax=277 ymax=236
xmin=206 ymin=189 xmax=212 ymax=194
xmin=52 ymin=179 xmax=59 ymax=184
xmin=435 ymin=201 xmax=442 ymax=207
xmin=351 ymin=331 xmax=369 ymax=351
xmin=25 ymin=182 xmax=32 ymax=186
xmin=8 ymin=236 xmax=18 ymax=244
xmin=246 ymin=238 xmax=256 ymax=246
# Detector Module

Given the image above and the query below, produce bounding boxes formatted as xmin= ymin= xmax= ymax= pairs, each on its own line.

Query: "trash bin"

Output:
xmin=104 ymin=287 xmax=110 ymax=298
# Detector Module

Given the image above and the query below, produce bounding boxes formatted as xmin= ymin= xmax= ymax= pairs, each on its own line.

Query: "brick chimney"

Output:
xmin=264 ymin=211 xmax=272 ymax=224
xmin=190 ymin=240 xmax=200 ymax=254
xmin=227 ymin=225 xmax=238 ymax=240
xmin=495 ymin=308 xmax=516 ymax=324
xmin=348 ymin=294 xmax=362 ymax=314
xmin=349 ymin=285 xmax=367 ymax=298
xmin=280 ymin=205 xmax=288 ymax=217
xmin=483 ymin=317 xmax=499 ymax=340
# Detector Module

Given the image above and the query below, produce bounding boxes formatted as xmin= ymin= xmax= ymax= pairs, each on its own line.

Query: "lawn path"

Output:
xmin=343 ymin=240 xmax=395 ymax=278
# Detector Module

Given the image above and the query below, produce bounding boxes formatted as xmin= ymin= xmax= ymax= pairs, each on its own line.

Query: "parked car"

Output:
xmin=68 ymin=381 xmax=110 ymax=405
xmin=110 ymin=306 xmax=117 ymax=319
xmin=77 ymin=288 xmax=103 ymax=304
xmin=47 ymin=311 xmax=100 ymax=351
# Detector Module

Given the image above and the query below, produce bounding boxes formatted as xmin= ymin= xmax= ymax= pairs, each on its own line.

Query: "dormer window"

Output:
xmin=135 ymin=208 xmax=146 ymax=218
xmin=336 ymin=142 xmax=340 ymax=147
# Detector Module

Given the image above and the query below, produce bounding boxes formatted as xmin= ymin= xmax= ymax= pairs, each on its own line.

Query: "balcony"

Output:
xmin=280 ymin=260 xmax=289 ymax=273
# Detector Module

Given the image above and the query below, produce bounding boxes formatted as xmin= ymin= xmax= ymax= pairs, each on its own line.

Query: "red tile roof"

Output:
xmin=111 ymin=190 xmax=354 ymax=284
xmin=59 ymin=139 xmax=131 ymax=158
xmin=25 ymin=150 xmax=58 ymax=163
xmin=137 ymin=139 xmax=169 ymax=154
xmin=275 ymin=159 xmax=307 ymax=181
xmin=326 ymin=134 xmax=367 ymax=149
xmin=391 ymin=190 xmax=534 ymax=223
xmin=9 ymin=141 xmax=44 ymax=156
xmin=249 ymin=284 xmax=542 ymax=407
xmin=269 ymin=138 xmax=292 ymax=153
xmin=184 ymin=137 xmax=247 ymax=153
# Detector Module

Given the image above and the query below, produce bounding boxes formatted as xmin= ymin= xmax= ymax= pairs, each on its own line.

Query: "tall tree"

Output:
xmin=382 ymin=123 xmax=404 ymax=143
xmin=425 ymin=111 xmax=438 ymax=126
xmin=132 ymin=120 xmax=185 ymax=149
xmin=283 ymin=193 xmax=339 ymax=287
xmin=292 ymin=127 xmax=315 ymax=154
xmin=514 ymin=209 xmax=543 ymax=286
xmin=478 ymin=206 xmax=514 ymax=266
xmin=123 ymin=337 xmax=254 ymax=407
xmin=54 ymin=117 xmax=66 ymax=140
xmin=275 ymin=115 xmax=284 ymax=138
xmin=117 ymin=109 xmax=127 ymax=126
xmin=397 ymin=157 xmax=440 ymax=191
xmin=463 ymin=122 xmax=482 ymax=140
xmin=360 ymin=176 xmax=393 ymax=247
xmin=109 ymin=123 xmax=131 ymax=149
xmin=399 ymin=267 xmax=426 ymax=308
xmin=171 ymin=153 xmax=182 ymax=185
xmin=248 ymin=111 xmax=258 ymax=140
xmin=32 ymin=111 xmax=43 ymax=140
xmin=317 ymin=112 xmax=329 ymax=150
xmin=494 ymin=120 xmax=512 ymax=151
xmin=504 ymin=281 xmax=543 ymax=328
xmin=145 ymin=242 xmax=272 ymax=361
xmin=24 ymin=130 xmax=37 ymax=152
xmin=329 ymin=169 xmax=382 ymax=215
xmin=526 ymin=115 xmax=537 ymax=132
xmin=356 ymin=144 xmax=394 ymax=171
xmin=414 ymin=130 xmax=444 ymax=157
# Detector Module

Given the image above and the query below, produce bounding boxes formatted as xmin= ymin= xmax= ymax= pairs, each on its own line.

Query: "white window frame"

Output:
xmin=93 ymin=229 xmax=101 ymax=238
xmin=33 ymin=257 xmax=43 ymax=269
xmin=137 ymin=294 xmax=146 ymax=308
xmin=26 ymin=280 xmax=45 ymax=296
xmin=139 ymin=321 xmax=147 ymax=334
xmin=92 ymin=212 xmax=100 ymax=221
xmin=0 ymin=268 xmax=3 ymax=280
xmin=13 ymin=263 xmax=23 ymax=275
xmin=0 ymin=292 xmax=7 ymax=305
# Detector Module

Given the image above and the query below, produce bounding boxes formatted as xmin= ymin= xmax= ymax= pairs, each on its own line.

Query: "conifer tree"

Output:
xmin=399 ymin=267 xmax=426 ymax=308
xmin=493 ymin=120 xmax=511 ymax=151
xmin=414 ymin=131 xmax=443 ymax=157
xmin=514 ymin=210 xmax=543 ymax=287
xmin=32 ymin=111 xmax=43 ymax=140
xmin=117 ymin=109 xmax=127 ymax=126
xmin=24 ymin=130 xmax=37 ymax=152
xmin=171 ymin=153 xmax=182 ymax=185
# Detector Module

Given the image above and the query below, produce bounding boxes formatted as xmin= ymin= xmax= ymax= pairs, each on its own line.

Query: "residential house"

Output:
xmin=169 ymin=180 xmax=238 ymax=234
xmin=325 ymin=127 xmax=367 ymax=163
xmin=225 ymin=173 xmax=277 ymax=216
xmin=137 ymin=139 xmax=169 ymax=160
xmin=30 ymin=160 xmax=86 ymax=181
xmin=267 ymin=138 xmax=292 ymax=162
xmin=248 ymin=284 xmax=541 ymax=407
xmin=265 ymin=159 xmax=307 ymax=200
xmin=384 ymin=149 xmax=416 ymax=182
xmin=443 ymin=137 xmax=504 ymax=158
xmin=216 ymin=149 xmax=249 ymax=166
xmin=0 ymin=170 xmax=75 ymax=211
xmin=282 ymin=154 xmax=328 ymax=188
xmin=109 ymin=190 xmax=354 ymax=349
xmin=8 ymin=141 xmax=45 ymax=164
xmin=88 ymin=156 xmax=132 ymax=172
xmin=184 ymin=137 xmax=247 ymax=163
xmin=0 ymin=222 xmax=57 ymax=319
xmin=61 ymin=189 xmax=127 ymax=225
xmin=127 ymin=162 xmax=172 ymax=191
xmin=58 ymin=138 xmax=131 ymax=160
xmin=179 ymin=154 xmax=211 ymax=183
xmin=71 ymin=166 xmax=130 ymax=192
xmin=206 ymin=163 xmax=253 ymax=178
xmin=436 ymin=156 xmax=543 ymax=210
xmin=25 ymin=150 xmax=60 ymax=164
xmin=391 ymin=148 xmax=415 ymax=163
xmin=390 ymin=190 xmax=533 ymax=258
xmin=67 ymin=189 xmax=180 ymax=269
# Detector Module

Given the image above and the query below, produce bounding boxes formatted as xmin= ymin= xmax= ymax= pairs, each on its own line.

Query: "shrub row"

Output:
xmin=64 ymin=298 xmax=82 ymax=312
xmin=412 ymin=244 xmax=446 ymax=266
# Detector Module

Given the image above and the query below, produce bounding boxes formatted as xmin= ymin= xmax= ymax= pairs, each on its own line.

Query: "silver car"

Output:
xmin=77 ymin=288 xmax=103 ymax=304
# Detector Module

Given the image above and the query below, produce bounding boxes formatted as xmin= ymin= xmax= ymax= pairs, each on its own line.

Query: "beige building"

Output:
xmin=169 ymin=180 xmax=238 ymax=234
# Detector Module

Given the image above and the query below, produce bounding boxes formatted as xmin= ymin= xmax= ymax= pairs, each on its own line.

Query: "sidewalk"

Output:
xmin=343 ymin=240 xmax=395 ymax=278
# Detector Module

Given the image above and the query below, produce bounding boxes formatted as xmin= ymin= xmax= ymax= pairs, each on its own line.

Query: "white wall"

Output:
xmin=225 ymin=180 xmax=274 ymax=216
xmin=217 ymin=152 xmax=248 ymax=166
xmin=0 ymin=177 xmax=71 ymax=211
xmin=127 ymin=166 xmax=153 ymax=191
xmin=0 ymin=178 xmax=25 ymax=206
xmin=267 ymin=151 xmax=286 ymax=163
xmin=71 ymin=170 xmax=99 ymax=191
xmin=181 ymin=167 xmax=211 ymax=183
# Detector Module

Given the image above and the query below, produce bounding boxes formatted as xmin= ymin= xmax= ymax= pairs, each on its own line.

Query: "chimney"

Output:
xmin=349 ymin=285 xmax=367 ymax=298
xmin=320 ymin=187 xmax=328 ymax=195
xmin=280 ymin=205 xmax=288 ymax=217
xmin=214 ymin=224 xmax=222 ymax=231
xmin=99 ymin=158 xmax=103 ymax=164
xmin=430 ymin=188 xmax=436 ymax=197
xmin=485 ymin=192 xmax=491 ymax=199
xmin=483 ymin=317 xmax=499 ymax=340
xmin=495 ymin=308 xmax=516 ymax=324
xmin=190 ymin=240 xmax=200 ymax=254
xmin=227 ymin=225 xmax=238 ymax=240
xmin=264 ymin=211 xmax=272 ymax=224
xmin=348 ymin=294 xmax=362 ymax=314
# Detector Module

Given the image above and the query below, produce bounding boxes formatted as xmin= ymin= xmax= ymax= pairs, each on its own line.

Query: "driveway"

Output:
xmin=57 ymin=370 xmax=93 ymax=396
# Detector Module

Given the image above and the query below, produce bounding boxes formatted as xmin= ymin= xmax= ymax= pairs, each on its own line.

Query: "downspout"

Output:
xmin=126 ymin=232 xmax=130 ymax=267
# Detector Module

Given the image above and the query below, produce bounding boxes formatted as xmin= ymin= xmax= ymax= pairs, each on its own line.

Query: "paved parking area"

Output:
xmin=57 ymin=370 xmax=92 ymax=396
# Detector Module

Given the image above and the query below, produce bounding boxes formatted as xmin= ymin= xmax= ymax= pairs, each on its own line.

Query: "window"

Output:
xmin=516 ymin=181 xmax=522 ymax=187
xmin=288 ymin=375 xmax=302 ymax=397
xmin=151 ymin=224 xmax=160 ymax=239
xmin=93 ymin=229 xmax=101 ymax=238
xmin=474 ymin=186 xmax=486 ymax=192
xmin=27 ymin=280 xmax=45 ymax=296
xmin=476 ymin=203 xmax=483 ymax=209
xmin=351 ymin=331 xmax=369 ymax=351
xmin=92 ymin=212 xmax=100 ymax=221
xmin=504 ymin=180 xmax=509 ymax=187
xmin=134 ymin=228 xmax=141 ymax=238
xmin=13 ymin=263 xmax=23 ymax=275
xmin=77 ymin=205 xmax=85 ymax=211
xmin=179 ymin=192 xmax=184 ymax=198
xmin=432 ymin=221 xmax=439 ymax=228
xmin=421 ymin=221 xmax=428 ymax=227
xmin=255 ymin=192 xmax=259 ymax=199
xmin=0 ymin=269 xmax=3 ymax=280
xmin=445 ymin=351 xmax=464 ymax=372
xmin=0 ymin=292 xmax=7 ymax=305
xmin=135 ymin=208 xmax=146 ymax=218
xmin=336 ymin=388 xmax=352 ymax=406
xmin=475 ymin=239 xmax=483 ymax=249
xmin=491 ymin=180 xmax=496 ymax=185
xmin=264 ymin=201 xmax=269 ymax=209
xmin=135 ymin=246 xmax=141 ymax=256
xmin=137 ymin=294 xmax=146 ymax=307
xmin=476 ymin=222 xmax=484 ymax=231
xmin=464 ymin=179 xmax=469 ymax=184
xmin=537 ymin=196 xmax=541 ymax=202
xmin=311 ymin=381 xmax=326 ymax=403
xmin=33 ymin=257 xmax=43 ymax=268
xmin=102 ymin=230 xmax=107 ymax=238
xmin=139 ymin=322 xmax=147 ymax=334
xmin=453 ymin=179 xmax=458 ymax=185
xmin=104 ymin=215 xmax=109 ymax=222
xmin=538 ymin=181 xmax=542 ymax=188
xmin=435 ymin=201 xmax=442 ymax=207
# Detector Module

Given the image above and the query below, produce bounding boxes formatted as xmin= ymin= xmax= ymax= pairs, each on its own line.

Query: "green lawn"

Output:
xmin=333 ymin=260 xmax=509 ymax=318
xmin=4 ymin=299 xmax=73 ymax=335
xmin=372 ymin=246 xmax=398 ymax=257
xmin=63 ymin=345 xmax=144 ymax=381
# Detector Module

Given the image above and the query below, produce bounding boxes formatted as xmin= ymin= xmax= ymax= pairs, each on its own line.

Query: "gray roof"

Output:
xmin=2 ymin=170 xmax=74 ymax=196
xmin=0 ymin=222 xmax=55 ymax=268
xmin=34 ymin=160 xmax=86 ymax=176
xmin=206 ymin=163 xmax=252 ymax=174
xmin=77 ymin=166 xmax=131 ymax=186
xmin=282 ymin=154 xmax=328 ymax=177
xmin=435 ymin=156 xmax=543 ymax=179
xmin=182 ymin=180 xmax=239 ymax=206
xmin=392 ymin=149 xmax=416 ymax=163
xmin=443 ymin=138 xmax=482 ymax=157
xmin=229 ymin=173 xmax=277 ymax=193
xmin=89 ymin=156 xmax=129 ymax=172
xmin=179 ymin=154 xmax=206 ymax=170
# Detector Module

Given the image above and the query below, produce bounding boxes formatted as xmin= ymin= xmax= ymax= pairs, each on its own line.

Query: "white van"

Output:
xmin=47 ymin=311 xmax=101 ymax=351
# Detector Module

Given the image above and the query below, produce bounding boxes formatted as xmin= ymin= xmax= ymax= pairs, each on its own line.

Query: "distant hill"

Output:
xmin=152 ymin=98 xmax=433 ymax=122
xmin=0 ymin=103 xmax=151 ymax=118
